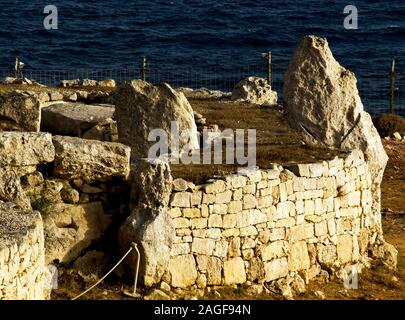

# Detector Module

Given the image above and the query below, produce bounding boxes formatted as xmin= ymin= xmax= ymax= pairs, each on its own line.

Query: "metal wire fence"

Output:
xmin=0 ymin=64 xmax=403 ymax=116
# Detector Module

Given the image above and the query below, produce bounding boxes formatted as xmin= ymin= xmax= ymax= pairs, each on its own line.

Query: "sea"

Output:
xmin=0 ymin=0 xmax=404 ymax=115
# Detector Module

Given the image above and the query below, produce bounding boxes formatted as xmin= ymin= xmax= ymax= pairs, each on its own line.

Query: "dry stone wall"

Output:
xmin=0 ymin=202 xmax=50 ymax=300
xmin=166 ymin=150 xmax=379 ymax=289
xmin=0 ymin=131 xmax=131 ymax=299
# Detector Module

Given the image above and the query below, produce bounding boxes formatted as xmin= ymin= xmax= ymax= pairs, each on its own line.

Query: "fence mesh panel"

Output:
xmin=0 ymin=64 xmax=403 ymax=116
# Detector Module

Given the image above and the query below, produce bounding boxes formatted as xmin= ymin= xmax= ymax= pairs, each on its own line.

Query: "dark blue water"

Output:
xmin=0 ymin=0 xmax=404 ymax=115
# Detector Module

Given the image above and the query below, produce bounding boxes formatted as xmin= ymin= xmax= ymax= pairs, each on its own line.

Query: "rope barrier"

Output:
xmin=71 ymin=243 xmax=139 ymax=300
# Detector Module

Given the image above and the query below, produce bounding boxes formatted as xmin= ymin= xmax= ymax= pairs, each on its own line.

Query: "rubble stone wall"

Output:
xmin=166 ymin=150 xmax=378 ymax=288
xmin=0 ymin=205 xmax=49 ymax=300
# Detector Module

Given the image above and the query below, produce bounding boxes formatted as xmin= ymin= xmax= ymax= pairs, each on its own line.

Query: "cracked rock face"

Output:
xmin=0 ymin=90 xmax=41 ymax=132
xmin=52 ymin=136 xmax=131 ymax=184
xmin=283 ymin=35 xmax=388 ymax=227
xmin=42 ymin=202 xmax=111 ymax=264
xmin=41 ymin=102 xmax=115 ymax=137
xmin=119 ymin=160 xmax=174 ymax=287
xmin=232 ymin=76 xmax=278 ymax=105
xmin=114 ymin=80 xmax=199 ymax=159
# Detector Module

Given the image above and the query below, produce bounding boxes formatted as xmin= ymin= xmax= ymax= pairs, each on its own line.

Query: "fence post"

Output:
xmin=14 ymin=57 xmax=19 ymax=78
xmin=390 ymin=58 xmax=395 ymax=114
xmin=267 ymin=51 xmax=272 ymax=86
xmin=140 ymin=56 xmax=147 ymax=82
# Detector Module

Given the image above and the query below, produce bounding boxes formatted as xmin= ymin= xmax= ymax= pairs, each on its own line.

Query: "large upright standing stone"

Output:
xmin=118 ymin=160 xmax=175 ymax=287
xmin=283 ymin=36 xmax=388 ymax=234
xmin=114 ymin=80 xmax=199 ymax=159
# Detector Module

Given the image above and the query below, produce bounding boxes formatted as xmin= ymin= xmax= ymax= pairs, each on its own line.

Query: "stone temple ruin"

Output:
xmin=0 ymin=35 xmax=397 ymax=300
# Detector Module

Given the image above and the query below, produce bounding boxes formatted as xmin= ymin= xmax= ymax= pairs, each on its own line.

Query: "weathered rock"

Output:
xmin=0 ymin=132 xmax=55 ymax=167
xmin=60 ymin=79 xmax=80 ymax=87
xmin=49 ymin=91 xmax=64 ymax=101
xmin=173 ymin=178 xmax=189 ymax=192
xmin=24 ymin=178 xmax=65 ymax=209
xmin=223 ymin=257 xmax=246 ymax=285
xmin=0 ymin=169 xmax=31 ymax=209
xmin=82 ymin=79 xmax=98 ymax=87
xmin=144 ymin=289 xmax=171 ymax=300
xmin=196 ymin=255 xmax=222 ymax=285
xmin=98 ymin=79 xmax=116 ymax=88
xmin=288 ymin=241 xmax=310 ymax=271
xmin=42 ymin=202 xmax=111 ymax=264
xmin=65 ymin=92 xmax=78 ymax=102
xmin=168 ymin=254 xmax=198 ymax=288
xmin=82 ymin=118 xmax=118 ymax=142
xmin=370 ymin=238 xmax=398 ymax=270
xmin=72 ymin=250 xmax=110 ymax=282
xmin=0 ymin=201 xmax=50 ymax=300
xmin=60 ymin=185 xmax=80 ymax=204
xmin=393 ymin=132 xmax=402 ymax=141
xmin=118 ymin=206 xmax=175 ymax=287
xmin=283 ymin=35 xmax=388 ymax=230
xmin=130 ymin=159 xmax=173 ymax=209
xmin=114 ymin=80 xmax=199 ymax=159
xmin=41 ymin=102 xmax=115 ymax=137
xmin=37 ymin=92 xmax=50 ymax=104
xmin=178 ymin=87 xmax=231 ymax=100
xmin=52 ymin=136 xmax=130 ymax=183
xmin=232 ymin=77 xmax=278 ymax=105
xmin=291 ymin=274 xmax=306 ymax=295
xmin=0 ymin=90 xmax=41 ymax=131
xmin=88 ymin=91 xmax=110 ymax=104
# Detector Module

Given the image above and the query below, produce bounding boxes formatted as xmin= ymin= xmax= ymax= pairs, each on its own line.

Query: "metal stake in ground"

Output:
xmin=123 ymin=242 xmax=141 ymax=298
xmin=390 ymin=58 xmax=395 ymax=114
xmin=140 ymin=56 xmax=147 ymax=82
xmin=267 ymin=51 xmax=272 ymax=86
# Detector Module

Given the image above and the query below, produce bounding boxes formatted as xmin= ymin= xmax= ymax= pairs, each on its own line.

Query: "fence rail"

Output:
xmin=0 ymin=64 xmax=403 ymax=116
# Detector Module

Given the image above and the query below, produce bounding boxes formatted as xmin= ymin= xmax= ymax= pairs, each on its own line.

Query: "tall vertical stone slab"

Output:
xmin=283 ymin=35 xmax=388 ymax=234
xmin=114 ymin=80 xmax=199 ymax=159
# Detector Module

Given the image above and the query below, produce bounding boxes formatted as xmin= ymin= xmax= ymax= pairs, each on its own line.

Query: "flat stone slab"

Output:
xmin=52 ymin=135 xmax=130 ymax=183
xmin=41 ymin=102 xmax=115 ymax=136
xmin=0 ymin=132 xmax=55 ymax=167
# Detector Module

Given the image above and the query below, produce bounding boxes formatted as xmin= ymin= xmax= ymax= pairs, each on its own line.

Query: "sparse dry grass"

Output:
xmin=171 ymin=97 xmax=343 ymax=183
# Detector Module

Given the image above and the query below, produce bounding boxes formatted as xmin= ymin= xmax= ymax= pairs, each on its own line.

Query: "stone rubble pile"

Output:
xmin=232 ymin=76 xmax=278 ymax=105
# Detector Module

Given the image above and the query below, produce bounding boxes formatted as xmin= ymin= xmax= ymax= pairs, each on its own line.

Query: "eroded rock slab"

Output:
xmin=283 ymin=35 xmax=388 ymax=224
xmin=41 ymin=102 xmax=115 ymax=137
xmin=52 ymin=136 xmax=130 ymax=183
xmin=115 ymin=80 xmax=199 ymax=159
xmin=0 ymin=132 xmax=55 ymax=167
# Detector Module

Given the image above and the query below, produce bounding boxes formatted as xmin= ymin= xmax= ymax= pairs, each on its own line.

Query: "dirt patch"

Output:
xmin=381 ymin=140 xmax=405 ymax=213
xmin=171 ymin=98 xmax=343 ymax=184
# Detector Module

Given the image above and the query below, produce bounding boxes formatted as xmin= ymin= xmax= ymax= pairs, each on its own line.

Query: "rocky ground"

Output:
xmin=51 ymin=119 xmax=405 ymax=301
